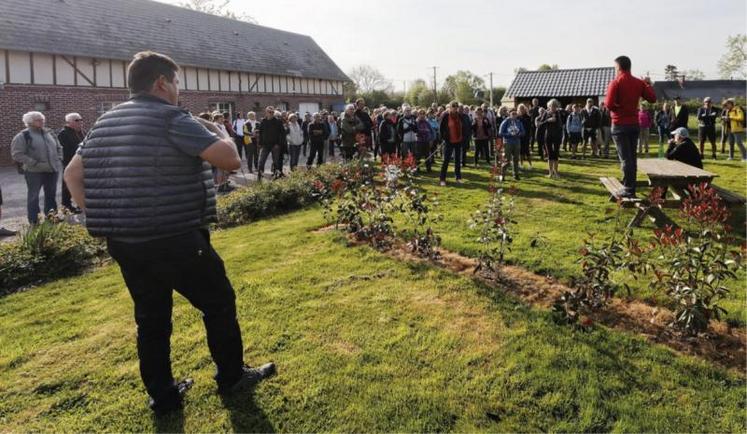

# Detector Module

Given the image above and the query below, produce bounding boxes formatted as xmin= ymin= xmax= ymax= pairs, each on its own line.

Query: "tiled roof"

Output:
xmin=653 ymin=80 xmax=746 ymax=101
xmin=505 ymin=68 xmax=615 ymax=98
xmin=0 ymin=0 xmax=348 ymax=81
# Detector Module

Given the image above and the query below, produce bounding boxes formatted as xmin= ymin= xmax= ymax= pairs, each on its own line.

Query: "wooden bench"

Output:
xmin=709 ymin=184 xmax=746 ymax=205
xmin=599 ymin=177 xmax=641 ymax=208
xmin=599 ymin=176 xmax=675 ymax=228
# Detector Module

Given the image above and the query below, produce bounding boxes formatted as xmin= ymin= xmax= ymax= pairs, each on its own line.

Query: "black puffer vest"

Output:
xmin=80 ymin=94 xmax=216 ymax=238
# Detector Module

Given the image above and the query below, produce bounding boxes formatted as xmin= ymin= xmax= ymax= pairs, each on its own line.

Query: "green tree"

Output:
xmin=682 ymin=69 xmax=705 ymax=81
xmin=179 ymin=0 xmax=257 ymax=23
xmin=404 ymin=79 xmax=435 ymax=106
xmin=664 ymin=65 xmax=679 ymax=81
xmin=441 ymin=71 xmax=485 ymax=105
xmin=537 ymin=64 xmax=559 ymax=71
xmin=718 ymin=34 xmax=746 ymax=79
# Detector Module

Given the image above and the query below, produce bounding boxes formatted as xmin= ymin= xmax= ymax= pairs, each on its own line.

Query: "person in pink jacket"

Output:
xmin=637 ymin=104 xmax=653 ymax=156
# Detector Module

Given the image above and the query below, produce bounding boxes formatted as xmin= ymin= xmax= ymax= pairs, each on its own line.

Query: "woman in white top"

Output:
xmin=286 ymin=114 xmax=305 ymax=171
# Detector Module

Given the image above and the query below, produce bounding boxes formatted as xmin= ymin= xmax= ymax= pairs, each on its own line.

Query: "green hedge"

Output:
xmin=216 ymin=165 xmax=343 ymax=228
xmin=0 ymin=219 xmax=107 ymax=295
xmin=0 ymin=165 xmax=345 ymax=295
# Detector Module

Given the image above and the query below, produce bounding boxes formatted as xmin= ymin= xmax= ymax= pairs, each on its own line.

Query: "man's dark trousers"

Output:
xmin=307 ymin=142 xmax=325 ymax=167
xmin=107 ymin=230 xmax=244 ymax=405
xmin=25 ymin=171 xmax=58 ymax=224
xmin=439 ymin=142 xmax=462 ymax=181
xmin=612 ymin=124 xmax=640 ymax=196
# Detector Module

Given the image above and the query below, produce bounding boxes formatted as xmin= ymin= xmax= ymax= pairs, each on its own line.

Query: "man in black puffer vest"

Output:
xmin=64 ymin=51 xmax=275 ymax=415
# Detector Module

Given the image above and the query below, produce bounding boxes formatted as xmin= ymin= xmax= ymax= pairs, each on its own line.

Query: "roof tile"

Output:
xmin=0 ymin=0 xmax=348 ymax=81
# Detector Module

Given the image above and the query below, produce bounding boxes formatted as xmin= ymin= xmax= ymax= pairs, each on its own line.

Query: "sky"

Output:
xmin=156 ymin=0 xmax=746 ymax=91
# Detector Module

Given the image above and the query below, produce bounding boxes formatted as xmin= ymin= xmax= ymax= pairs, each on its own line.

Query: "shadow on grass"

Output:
xmin=219 ymin=387 xmax=275 ymax=433
xmin=154 ymin=409 xmax=186 ymax=433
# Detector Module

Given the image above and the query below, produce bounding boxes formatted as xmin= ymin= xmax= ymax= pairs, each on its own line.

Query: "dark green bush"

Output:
xmin=216 ymin=165 xmax=344 ymax=228
xmin=0 ymin=167 xmax=344 ymax=295
xmin=0 ymin=218 xmax=107 ymax=295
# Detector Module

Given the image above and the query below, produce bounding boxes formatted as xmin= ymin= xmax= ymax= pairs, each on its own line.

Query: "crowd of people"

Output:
xmin=2 ymin=50 xmax=743 ymax=416
xmin=5 ymin=58 xmax=747 ymax=228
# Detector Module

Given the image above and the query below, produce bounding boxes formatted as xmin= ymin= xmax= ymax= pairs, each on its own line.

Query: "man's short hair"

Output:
xmin=449 ymin=101 xmax=459 ymax=108
xmin=126 ymin=51 xmax=179 ymax=94
xmin=64 ymin=112 xmax=82 ymax=123
xmin=614 ymin=55 xmax=632 ymax=72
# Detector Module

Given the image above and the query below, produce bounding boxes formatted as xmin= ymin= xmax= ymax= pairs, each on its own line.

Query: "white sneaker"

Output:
xmin=439 ymin=181 xmax=446 ymax=187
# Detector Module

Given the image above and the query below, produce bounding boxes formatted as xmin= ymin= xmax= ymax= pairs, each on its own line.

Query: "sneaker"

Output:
xmin=0 ymin=227 xmax=16 ymax=237
xmin=149 ymin=378 xmax=193 ymax=416
xmin=439 ymin=181 xmax=446 ymax=187
xmin=456 ymin=179 xmax=465 ymax=184
xmin=218 ymin=363 xmax=276 ymax=395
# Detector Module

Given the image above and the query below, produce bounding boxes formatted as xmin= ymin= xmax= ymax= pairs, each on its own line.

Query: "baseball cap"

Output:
xmin=704 ymin=97 xmax=712 ymax=102
xmin=670 ymin=127 xmax=689 ymax=138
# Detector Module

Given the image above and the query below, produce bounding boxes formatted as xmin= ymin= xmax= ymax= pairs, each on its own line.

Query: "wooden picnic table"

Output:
xmin=600 ymin=159 xmax=717 ymax=229
xmin=637 ymin=159 xmax=716 ymax=190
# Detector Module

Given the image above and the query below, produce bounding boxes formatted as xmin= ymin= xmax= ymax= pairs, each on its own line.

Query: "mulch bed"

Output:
xmin=314 ymin=224 xmax=746 ymax=373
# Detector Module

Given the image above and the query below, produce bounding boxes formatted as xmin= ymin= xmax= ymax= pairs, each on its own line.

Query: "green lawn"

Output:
xmin=0 ymin=210 xmax=745 ymax=432
xmin=417 ymin=143 xmax=747 ymax=324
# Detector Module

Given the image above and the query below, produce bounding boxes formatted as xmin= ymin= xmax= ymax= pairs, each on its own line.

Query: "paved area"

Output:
xmin=0 ymin=150 xmax=341 ymax=239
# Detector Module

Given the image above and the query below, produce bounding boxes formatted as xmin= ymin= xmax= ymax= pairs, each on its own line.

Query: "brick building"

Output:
xmin=0 ymin=0 xmax=349 ymax=165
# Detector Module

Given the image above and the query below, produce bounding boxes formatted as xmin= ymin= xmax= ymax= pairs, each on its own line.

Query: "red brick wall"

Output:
xmin=0 ymin=84 xmax=344 ymax=166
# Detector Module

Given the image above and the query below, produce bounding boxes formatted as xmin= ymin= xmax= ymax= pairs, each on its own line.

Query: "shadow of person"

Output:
xmin=153 ymin=408 xmax=185 ymax=433
xmin=220 ymin=386 xmax=275 ymax=433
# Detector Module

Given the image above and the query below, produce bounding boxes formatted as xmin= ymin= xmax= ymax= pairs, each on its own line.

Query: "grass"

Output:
xmin=416 ymin=139 xmax=747 ymax=324
xmin=0 ymin=209 xmax=745 ymax=432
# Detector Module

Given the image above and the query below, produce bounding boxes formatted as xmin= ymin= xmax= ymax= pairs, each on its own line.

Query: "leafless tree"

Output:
xmin=179 ymin=0 xmax=257 ymax=23
xmin=347 ymin=65 xmax=392 ymax=93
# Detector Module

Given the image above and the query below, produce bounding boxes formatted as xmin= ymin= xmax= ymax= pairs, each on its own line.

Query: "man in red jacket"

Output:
xmin=605 ymin=56 xmax=657 ymax=197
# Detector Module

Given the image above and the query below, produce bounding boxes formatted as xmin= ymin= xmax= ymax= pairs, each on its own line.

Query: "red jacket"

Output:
xmin=604 ymin=71 xmax=656 ymax=126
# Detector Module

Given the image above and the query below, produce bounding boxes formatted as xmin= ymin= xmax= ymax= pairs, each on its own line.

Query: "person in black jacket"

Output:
xmin=529 ymin=98 xmax=541 ymax=157
xmin=696 ymin=97 xmax=719 ymax=159
xmin=517 ymin=104 xmax=533 ymax=168
xmin=536 ymin=99 xmax=564 ymax=178
xmin=257 ymin=107 xmax=286 ymax=180
xmin=58 ymin=112 xmax=85 ymax=212
xmin=666 ymin=127 xmax=703 ymax=169
xmin=580 ymin=98 xmax=602 ymax=157
xmin=439 ymin=102 xmax=469 ymax=185
xmin=670 ymin=96 xmax=690 ymax=130
xmin=306 ymin=113 xmax=330 ymax=168
xmin=354 ymin=99 xmax=374 ymax=153
xmin=377 ymin=110 xmax=399 ymax=157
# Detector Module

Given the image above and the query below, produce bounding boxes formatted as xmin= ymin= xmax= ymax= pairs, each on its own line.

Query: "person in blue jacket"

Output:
xmin=499 ymin=108 xmax=526 ymax=180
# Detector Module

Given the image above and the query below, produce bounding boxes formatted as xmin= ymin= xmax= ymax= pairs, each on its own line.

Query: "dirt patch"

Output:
xmin=312 ymin=226 xmax=746 ymax=373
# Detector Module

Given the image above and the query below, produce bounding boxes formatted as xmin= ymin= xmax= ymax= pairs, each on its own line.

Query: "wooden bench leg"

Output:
xmin=628 ymin=206 xmax=649 ymax=228
xmin=628 ymin=204 xmax=678 ymax=229
xmin=648 ymin=207 xmax=677 ymax=228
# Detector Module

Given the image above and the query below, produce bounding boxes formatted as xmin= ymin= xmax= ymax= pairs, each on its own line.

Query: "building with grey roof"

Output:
xmin=0 ymin=0 xmax=350 ymax=165
xmin=652 ymin=80 xmax=746 ymax=103
xmin=502 ymin=67 xmax=616 ymax=108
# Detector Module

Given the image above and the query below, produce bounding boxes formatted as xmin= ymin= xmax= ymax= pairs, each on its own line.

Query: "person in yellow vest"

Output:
xmin=724 ymin=98 xmax=746 ymax=161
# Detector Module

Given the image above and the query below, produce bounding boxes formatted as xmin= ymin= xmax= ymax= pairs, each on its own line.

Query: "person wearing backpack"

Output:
xmin=724 ymin=98 xmax=747 ymax=160
xmin=58 ymin=112 xmax=85 ymax=213
xmin=415 ymin=109 xmax=435 ymax=172
xmin=10 ymin=111 xmax=63 ymax=224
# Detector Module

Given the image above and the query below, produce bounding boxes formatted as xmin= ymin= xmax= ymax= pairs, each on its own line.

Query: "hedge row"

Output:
xmin=0 ymin=165 xmax=345 ymax=295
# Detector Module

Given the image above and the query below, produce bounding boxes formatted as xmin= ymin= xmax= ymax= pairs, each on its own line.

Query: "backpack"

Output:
xmin=15 ymin=130 xmax=32 ymax=174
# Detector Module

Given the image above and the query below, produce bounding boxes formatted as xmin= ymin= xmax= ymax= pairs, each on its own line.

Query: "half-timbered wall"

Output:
xmin=0 ymin=49 xmax=344 ymax=96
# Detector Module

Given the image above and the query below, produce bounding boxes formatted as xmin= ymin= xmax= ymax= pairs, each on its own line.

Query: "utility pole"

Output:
xmin=488 ymin=72 xmax=494 ymax=107
xmin=431 ymin=66 xmax=439 ymax=104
